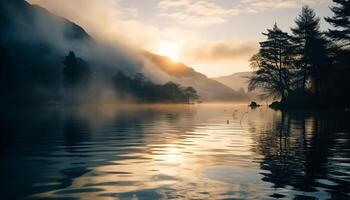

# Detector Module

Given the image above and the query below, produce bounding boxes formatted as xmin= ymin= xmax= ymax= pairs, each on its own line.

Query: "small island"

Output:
xmin=249 ymin=101 xmax=260 ymax=108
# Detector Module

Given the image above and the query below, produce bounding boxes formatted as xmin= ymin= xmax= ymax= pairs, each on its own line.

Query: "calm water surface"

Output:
xmin=0 ymin=104 xmax=349 ymax=199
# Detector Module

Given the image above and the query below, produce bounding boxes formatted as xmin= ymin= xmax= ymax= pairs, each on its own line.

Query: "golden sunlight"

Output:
xmin=157 ymin=41 xmax=180 ymax=61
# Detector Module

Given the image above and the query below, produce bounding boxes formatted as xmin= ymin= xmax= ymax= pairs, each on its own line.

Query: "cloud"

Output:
xmin=176 ymin=39 xmax=259 ymax=75
xmin=179 ymin=40 xmax=258 ymax=63
xmin=240 ymin=0 xmax=331 ymax=13
xmin=157 ymin=0 xmax=330 ymax=26
xmin=26 ymin=0 xmax=181 ymax=85
xmin=157 ymin=0 xmax=239 ymax=26
xmin=26 ymin=0 xmax=330 ymax=76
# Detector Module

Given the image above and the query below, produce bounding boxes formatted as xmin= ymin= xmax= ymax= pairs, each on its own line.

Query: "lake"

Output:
xmin=0 ymin=104 xmax=349 ymax=199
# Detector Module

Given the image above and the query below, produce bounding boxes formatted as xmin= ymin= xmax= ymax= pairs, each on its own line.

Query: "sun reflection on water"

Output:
xmin=2 ymin=104 xmax=348 ymax=199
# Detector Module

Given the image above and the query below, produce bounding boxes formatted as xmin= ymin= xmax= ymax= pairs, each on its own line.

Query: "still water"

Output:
xmin=0 ymin=104 xmax=349 ymax=199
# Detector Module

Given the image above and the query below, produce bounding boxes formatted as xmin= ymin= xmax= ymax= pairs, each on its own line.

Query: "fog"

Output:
xmin=0 ymin=0 xmax=184 ymax=104
xmin=0 ymin=0 xmax=250 ymax=105
xmin=26 ymin=0 xmax=172 ymax=82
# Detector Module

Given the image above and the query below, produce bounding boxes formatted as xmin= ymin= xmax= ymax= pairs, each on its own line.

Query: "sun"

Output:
xmin=157 ymin=41 xmax=180 ymax=61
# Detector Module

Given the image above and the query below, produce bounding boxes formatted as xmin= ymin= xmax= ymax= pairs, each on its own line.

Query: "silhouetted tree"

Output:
xmin=184 ymin=87 xmax=199 ymax=103
xmin=62 ymin=51 xmax=91 ymax=103
xmin=291 ymin=6 xmax=329 ymax=93
xmin=162 ymin=82 xmax=186 ymax=102
xmin=113 ymin=71 xmax=191 ymax=103
xmin=249 ymin=24 xmax=294 ymax=101
xmin=325 ymin=0 xmax=350 ymax=99
xmin=325 ymin=0 xmax=350 ymax=48
xmin=63 ymin=51 xmax=91 ymax=87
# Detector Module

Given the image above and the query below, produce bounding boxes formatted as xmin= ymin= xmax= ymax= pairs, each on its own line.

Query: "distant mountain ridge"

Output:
xmin=143 ymin=52 xmax=248 ymax=101
xmin=213 ymin=72 xmax=267 ymax=101
xmin=213 ymin=72 xmax=253 ymax=92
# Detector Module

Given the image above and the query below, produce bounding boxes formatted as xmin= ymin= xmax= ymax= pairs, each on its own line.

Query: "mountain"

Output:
xmin=143 ymin=52 xmax=248 ymax=101
xmin=213 ymin=72 xmax=267 ymax=101
xmin=213 ymin=72 xmax=253 ymax=92
xmin=0 ymin=0 xmax=247 ymax=104
xmin=0 ymin=0 xmax=96 ymax=104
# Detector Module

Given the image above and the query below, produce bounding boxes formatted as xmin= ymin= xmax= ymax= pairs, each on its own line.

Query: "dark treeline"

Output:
xmin=113 ymin=71 xmax=198 ymax=103
xmin=0 ymin=47 xmax=199 ymax=105
xmin=62 ymin=51 xmax=199 ymax=104
xmin=249 ymin=1 xmax=350 ymax=109
xmin=63 ymin=51 xmax=199 ymax=104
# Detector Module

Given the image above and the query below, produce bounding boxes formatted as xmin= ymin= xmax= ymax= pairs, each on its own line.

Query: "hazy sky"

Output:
xmin=28 ymin=0 xmax=334 ymax=77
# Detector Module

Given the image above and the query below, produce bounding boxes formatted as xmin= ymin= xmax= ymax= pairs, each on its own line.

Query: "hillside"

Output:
xmin=0 ymin=0 xmax=95 ymax=104
xmin=0 ymin=0 xmax=247 ymax=103
xmin=213 ymin=72 xmax=253 ymax=92
xmin=143 ymin=52 xmax=248 ymax=101
xmin=213 ymin=72 xmax=268 ymax=102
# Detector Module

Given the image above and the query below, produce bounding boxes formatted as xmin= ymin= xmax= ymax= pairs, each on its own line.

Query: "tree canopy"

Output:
xmin=113 ymin=70 xmax=199 ymax=103
xmin=291 ymin=5 xmax=326 ymax=92
xmin=250 ymin=3 xmax=350 ymax=109
xmin=249 ymin=24 xmax=294 ymax=100
xmin=325 ymin=0 xmax=350 ymax=48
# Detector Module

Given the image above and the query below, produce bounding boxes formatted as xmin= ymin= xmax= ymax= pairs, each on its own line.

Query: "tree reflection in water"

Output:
xmin=252 ymin=110 xmax=350 ymax=199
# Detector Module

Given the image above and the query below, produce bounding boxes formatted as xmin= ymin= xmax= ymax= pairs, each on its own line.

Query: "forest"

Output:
xmin=249 ymin=0 xmax=350 ymax=109
xmin=0 ymin=49 xmax=198 ymax=104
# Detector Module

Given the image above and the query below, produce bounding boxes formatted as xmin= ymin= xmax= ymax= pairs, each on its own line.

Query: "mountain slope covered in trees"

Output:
xmin=0 ymin=0 xmax=94 ymax=104
xmin=0 ymin=0 xmax=246 ymax=104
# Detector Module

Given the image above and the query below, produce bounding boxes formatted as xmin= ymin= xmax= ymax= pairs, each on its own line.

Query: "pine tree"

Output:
xmin=62 ymin=51 xmax=91 ymax=103
xmin=325 ymin=0 xmax=350 ymax=47
xmin=291 ymin=5 xmax=328 ymax=93
xmin=63 ymin=51 xmax=91 ymax=87
xmin=63 ymin=51 xmax=79 ymax=86
xmin=325 ymin=0 xmax=350 ymax=96
xmin=249 ymin=24 xmax=294 ymax=101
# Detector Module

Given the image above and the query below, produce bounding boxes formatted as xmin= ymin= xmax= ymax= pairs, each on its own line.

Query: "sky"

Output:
xmin=28 ymin=0 xmax=334 ymax=77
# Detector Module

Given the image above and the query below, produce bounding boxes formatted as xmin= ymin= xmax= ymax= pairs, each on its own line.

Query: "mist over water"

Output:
xmin=0 ymin=104 xmax=349 ymax=199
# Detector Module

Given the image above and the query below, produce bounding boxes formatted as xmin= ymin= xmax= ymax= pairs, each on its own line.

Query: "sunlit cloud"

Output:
xmin=241 ymin=0 xmax=331 ymax=13
xmin=179 ymin=40 xmax=258 ymax=63
xmin=175 ymin=39 xmax=259 ymax=76
xmin=157 ymin=0 xmax=240 ymax=26
xmin=157 ymin=0 xmax=330 ymax=26
xmin=27 ymin=0 xmax=333 ymax=76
